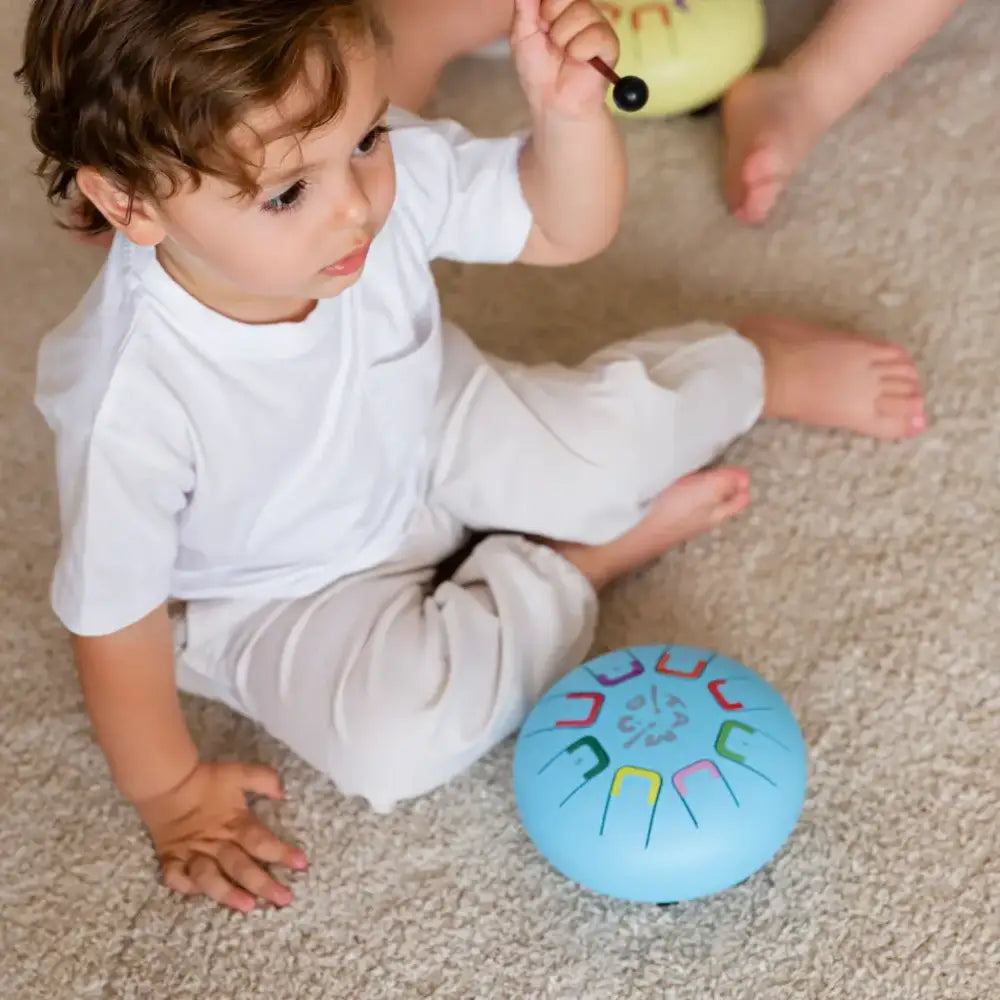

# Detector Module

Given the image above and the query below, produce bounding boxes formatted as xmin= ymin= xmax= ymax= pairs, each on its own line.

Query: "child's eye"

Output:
xmin=355 ymin=125 xmax=391 ymax=157
xmin=261 ymin=179 xmax=308 ymax=214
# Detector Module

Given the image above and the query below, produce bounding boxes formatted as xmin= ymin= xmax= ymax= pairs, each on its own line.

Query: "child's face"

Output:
xmin=142 ymin=43 xmax=396 ymax=322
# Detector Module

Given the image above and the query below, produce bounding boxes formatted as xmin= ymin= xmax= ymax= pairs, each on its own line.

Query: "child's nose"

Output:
xmin=333 ymin=176 xmax=370 ymax=229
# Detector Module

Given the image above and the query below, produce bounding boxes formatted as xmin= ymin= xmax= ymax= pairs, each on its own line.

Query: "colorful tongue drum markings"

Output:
xmin=555 ymin=692 xmax=605 ymax=728
xmin=597 ymin=1 xmax=692 ymax=31
xmin=535 ymin=646 xmax=781 ymax=837
xmin=600 ymin=766 xmax=664 ymax=848
xmin=539 ymin=735 xmax=611 ymax=807
xmin=540 ymin=749 xmax=742 ymax=843
xmin=586 ymin=647 xmax=709 ymax=685
xmin=528 ymin=650 xmax=728 ymax=734
xmin=587 ymin=648 xmax=744 ymax=711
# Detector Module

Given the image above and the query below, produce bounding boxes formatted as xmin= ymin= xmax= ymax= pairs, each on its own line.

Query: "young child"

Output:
xmin=724 ymin=0 xmax=966 ymax=223
xmin=19 ymin=0 xmax=924 ymax=915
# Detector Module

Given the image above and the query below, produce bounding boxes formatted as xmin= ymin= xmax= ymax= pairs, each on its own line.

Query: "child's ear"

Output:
xmin=75 ymin=168 xmax=166 ymax=246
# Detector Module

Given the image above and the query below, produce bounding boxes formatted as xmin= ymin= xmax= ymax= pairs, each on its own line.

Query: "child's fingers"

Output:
xmin=539 ymin=0 xmax=606 ymax=32
xmin=161 ymin=857 xmax=196 ymax=897
xmin=231 ymin=761 xmax=284 ymax=800
xmin=216 ymin=843 xmax=294 ymax=909
xmin=561 ymin=19 xmax=619 ymax=68
xmin=544 ymin=0 xmax=617 ymax=65
xmin=187 ymin=853 xmax=256 ymax=913
xmin=511 ymin=0 xmax=543 ymax=37
xmin=236 ymin=815 xmax=309 ymax=871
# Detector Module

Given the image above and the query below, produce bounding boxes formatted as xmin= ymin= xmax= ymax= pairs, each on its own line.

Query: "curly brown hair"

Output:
xmin=16 ymin=0 xmax=389 ymax=235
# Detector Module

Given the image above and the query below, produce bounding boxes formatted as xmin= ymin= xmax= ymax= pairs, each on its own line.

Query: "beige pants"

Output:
xmin=175 ymin=321 xmax=763 ymax=812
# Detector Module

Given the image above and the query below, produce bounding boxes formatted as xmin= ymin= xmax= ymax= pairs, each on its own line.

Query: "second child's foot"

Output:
xmin=739 ymin=315 xmax=926 ymax=440
xmin=721 ymin=69 xmax=831 ymax=224
xmin=547 ymin=467 xmax=751 ymax=592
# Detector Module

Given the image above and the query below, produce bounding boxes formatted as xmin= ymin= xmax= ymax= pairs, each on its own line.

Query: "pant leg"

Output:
xmin=175 ymin=505 xmax=597 ymax=814
xmin=429 ymin=320 xmax=764 ymax=544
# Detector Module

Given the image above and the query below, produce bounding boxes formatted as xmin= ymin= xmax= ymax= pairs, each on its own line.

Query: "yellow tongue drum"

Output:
xmin=602 ymin=0 xmax=766 ymax=118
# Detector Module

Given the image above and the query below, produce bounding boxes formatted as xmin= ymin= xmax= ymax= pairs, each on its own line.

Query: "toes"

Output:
xmin=723 ymin=161 xmax=750 ymax=217
xmin=711 ymin=485 xmax=751 ymax=525
xmin=677 ymin=466 xmax=748 ymax=491
xmin=738 ymin=178 xmax=782 ymax=225
xmin=875 ymin=393 xmax=927 ymax=438
xmin=732 ymin=149 xmax=785 ymax=224
xmin=722 ymin=130 xmax=776 ymax=217
xmin=741 ymin=145 xmax=779 ymax=188
xmin=721 ymin=117 xmax=787 ymax=222
xmin=707 ymin=466 xmax=750 ymax=498
xmin=879 ymin=374 xmax=923 ymax=396
xmin=871 ymin=342 xmax=916 ymax=368
xmin=871 ymin=350 xmax=924 ymax=420
xmin=705 ymin=467 xmax=751 ymax=521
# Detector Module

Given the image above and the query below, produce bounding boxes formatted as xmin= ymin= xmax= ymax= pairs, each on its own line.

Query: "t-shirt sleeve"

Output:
xmin=49 ymin=397 xmax=192 ymax=636
xmin=388 ymin=108 xmax=533 ymax=265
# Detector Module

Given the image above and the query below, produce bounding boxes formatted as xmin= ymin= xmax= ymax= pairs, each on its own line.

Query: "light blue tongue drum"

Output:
xmin=513 ymin=645 xmax=806 ymax=903
xmin=593 ymin=0 xmax=767 ymax=118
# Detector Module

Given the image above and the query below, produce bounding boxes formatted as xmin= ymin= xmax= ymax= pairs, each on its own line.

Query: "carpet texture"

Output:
xmin=2 ymin=1 xmax=998 ymax=997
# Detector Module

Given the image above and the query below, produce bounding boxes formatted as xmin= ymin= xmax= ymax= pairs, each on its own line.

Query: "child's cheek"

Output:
xmin=377 ymin=159 xmax=398 ymax=228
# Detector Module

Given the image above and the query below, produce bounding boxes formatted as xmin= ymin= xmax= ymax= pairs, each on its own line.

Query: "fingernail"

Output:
xmin=292 ymin=852 xmax=309 ymax=870
xmin=912 ymin=412 xmax=926 ymax=432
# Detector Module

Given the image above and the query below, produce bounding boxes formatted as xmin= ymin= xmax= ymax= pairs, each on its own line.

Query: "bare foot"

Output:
xmin=739 ymin=315 xmax=926 ymax=440
xmin=548 ymin=467 xmax=751 ymax=591
xmin=721 ymin=69 xmax=831 ymax=225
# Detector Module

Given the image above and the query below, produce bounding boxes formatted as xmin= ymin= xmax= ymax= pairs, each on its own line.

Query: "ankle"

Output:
xmin=734 ymin=317 xmax=792 ymax=421
xmin=778 ymin=57 xmax=853 ymax=133
xmin=545 ymin=539 xmax=617 ymax=592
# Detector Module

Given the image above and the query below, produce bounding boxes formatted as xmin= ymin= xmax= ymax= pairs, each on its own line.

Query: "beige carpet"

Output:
xmin=2 ymin=1 xmax=999 ymax=997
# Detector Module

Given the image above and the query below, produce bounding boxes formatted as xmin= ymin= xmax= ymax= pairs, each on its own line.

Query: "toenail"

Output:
xmin=911 ymin=412 xmax=926 ymax=432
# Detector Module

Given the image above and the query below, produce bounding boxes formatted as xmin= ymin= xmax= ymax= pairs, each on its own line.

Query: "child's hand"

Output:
xmin=511 ymin=0 xmax=620 ymax=118
xmin=135 ymin=760 xmax=308 ymax=913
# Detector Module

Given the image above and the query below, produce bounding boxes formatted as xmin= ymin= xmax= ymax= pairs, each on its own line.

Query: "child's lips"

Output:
xmin=321 ymin=241 xmax=371 ymax=277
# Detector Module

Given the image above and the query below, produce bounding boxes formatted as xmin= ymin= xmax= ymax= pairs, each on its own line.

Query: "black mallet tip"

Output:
xmin=612 ymin=75 xmax=649 ymax=113
xmin=588 ymin=58 xmax=649 ymax=114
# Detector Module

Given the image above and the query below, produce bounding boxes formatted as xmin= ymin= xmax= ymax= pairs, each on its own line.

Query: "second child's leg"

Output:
xmin=722 ymin=0 xmax=965 ymax=224
xmin=383 ymin=0 xmax=515 ymax=110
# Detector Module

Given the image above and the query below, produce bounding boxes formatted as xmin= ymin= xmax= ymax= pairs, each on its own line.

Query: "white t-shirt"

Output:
xmin=36 ymin=113 xmax=533 ymax=636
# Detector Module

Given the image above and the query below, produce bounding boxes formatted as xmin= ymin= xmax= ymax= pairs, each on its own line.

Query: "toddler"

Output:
xmin=19 ymin=0 xmax=924 ymax=914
